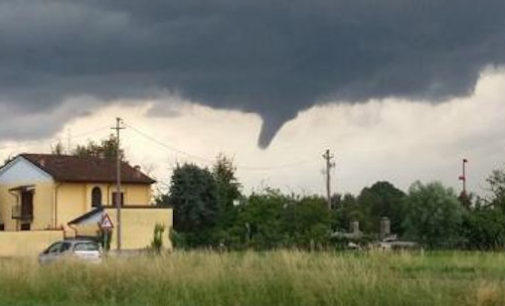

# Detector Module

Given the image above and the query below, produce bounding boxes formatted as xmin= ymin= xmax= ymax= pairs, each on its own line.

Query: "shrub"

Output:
xmin=150 ymin=223 xmax=166 ymax=253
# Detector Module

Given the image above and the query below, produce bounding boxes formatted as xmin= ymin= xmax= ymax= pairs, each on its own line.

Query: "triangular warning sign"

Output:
xmin=100 ymin=213 xmax=114 ymax=229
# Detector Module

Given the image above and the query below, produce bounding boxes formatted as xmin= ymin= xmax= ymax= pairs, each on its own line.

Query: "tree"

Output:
xmin=228 ymin=189 xmax=288 ymax=250
xmin=168 ymin=163 xmax=218 ymax=246
xmin=213 ymin=154 xmax=241 ymax=229
xmin=221 ymin=190 xmax=333 ymax=250
xmin=458 ymin=191 xmax=473 ymax=210
xmin=331 ymin=193 xmax=361 ymax=232
xmin=462 ymin=208 xmax=505 ymax=250
xmin=403 ymin=181 xmax=464 ymax=248
xmin=51 ymin=140 xmax=66 ymax=155
xmin=72 ymin=134 xmax=124 ymax=160
xmin=283 ymin=196 xmax=331 ymax=248
xmin=485 ymin=168 xmax=505 ymax=211
xmin=460 ymin=167 xmax=505 ymax=250
xmin=357 ymin=181 xmax=406 ymax=234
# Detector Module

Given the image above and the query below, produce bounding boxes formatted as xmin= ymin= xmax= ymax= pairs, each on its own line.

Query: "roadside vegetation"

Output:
xmin=156 ymin=153 xmax=505 ymax=251
xmin=0 ymin=251 xmax=505 ymax=305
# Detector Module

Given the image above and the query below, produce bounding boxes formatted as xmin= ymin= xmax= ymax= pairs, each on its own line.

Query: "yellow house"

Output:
xmin=0 ymin=153 xmax=172 ymax=254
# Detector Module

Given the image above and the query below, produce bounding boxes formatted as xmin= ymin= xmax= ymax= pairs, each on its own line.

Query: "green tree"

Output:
xmin=213 ymin=154 xmax=241 ymax=228
xmin=461 ymin=167 xmax=505 ymax=250
xmin=462 ymin=208 xmax=505 ymax=250
xmin=168 ymin=163 xmax=218 ymax=246
xmin=403 ymin=181 xmax=464 ymax=248
xmin=331 ymin=193 xmax=361 ymax=232
xmin=72 ymin=134 xmax=124 ymax=160
xmin=226 ymin=189 xmax=287 ymax=250
xmin=485 ymin=168 xmax=505 ymax=211
xmin=223 ymin=190 xmax=332 ymax=250
xmin=358 ymin=181 xmax=406 ymax=234
xmin=283 ymin=196 xmax=331 ymax=248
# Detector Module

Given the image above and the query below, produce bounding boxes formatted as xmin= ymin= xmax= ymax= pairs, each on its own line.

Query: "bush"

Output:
xmin=150 ymin=223 xmax=166 ymax=253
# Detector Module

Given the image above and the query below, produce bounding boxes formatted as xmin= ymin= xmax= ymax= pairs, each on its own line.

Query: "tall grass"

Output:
xmin=0 ymin=251 xmax=504 ymax=305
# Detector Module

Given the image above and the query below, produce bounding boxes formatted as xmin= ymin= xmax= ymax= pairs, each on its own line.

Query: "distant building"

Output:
xmin=0 ymin=153 xmax=172 ymax=256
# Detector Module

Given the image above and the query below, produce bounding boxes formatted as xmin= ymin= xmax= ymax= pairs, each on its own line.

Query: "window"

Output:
xmin=20 ymin=223 xmax=30 ymax=231
xmin=45 ymin=242 xmax=62 ymax=254
xmin=73 ymin=242 xmax=99 ymax=252
xmin=112 ymin=192 xmax=124 ymax=206
xmin=60 ymin=242 xmax=72 ymax=253
xmin=92 ymin=187 xmax=102 ymax=208
xmin=21 ymin=191 xmax=33 ymax=219
xmin=0 ymin=224 xmax=4 ymax=231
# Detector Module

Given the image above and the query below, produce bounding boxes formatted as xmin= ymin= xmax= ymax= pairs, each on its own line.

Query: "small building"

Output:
xmin=0 ymin=153 xmax=172 ymax=256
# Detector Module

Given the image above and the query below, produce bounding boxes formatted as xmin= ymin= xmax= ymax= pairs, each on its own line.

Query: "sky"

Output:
xmin=0 ymin=1 xmax=504 ymax=196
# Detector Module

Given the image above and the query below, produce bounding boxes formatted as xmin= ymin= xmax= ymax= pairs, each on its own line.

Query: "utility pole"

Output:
xmin=459 ymin=158 xmax=468 ymax=195
xmin=112 ymin=117 xmax=125 ymax=250
xmin=322 ymin=149 xmax=335 ymax=210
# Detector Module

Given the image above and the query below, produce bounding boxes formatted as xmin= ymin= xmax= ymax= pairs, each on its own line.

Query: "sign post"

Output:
xmin=99 ymin=213 xmax=114 ymax=251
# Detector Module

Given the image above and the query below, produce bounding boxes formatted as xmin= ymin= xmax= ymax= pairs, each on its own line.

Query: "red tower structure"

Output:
xmin=458 ymin=158 xmax=468 ymax=195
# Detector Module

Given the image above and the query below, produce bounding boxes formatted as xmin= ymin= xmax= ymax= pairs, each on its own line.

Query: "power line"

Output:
xmin=71 ymin=125 xmax=111 ymax=139
xmin=124 ymin=122 xmax=317 ymax=171
xmin=124 ymin=123 xmax=215 ymax=164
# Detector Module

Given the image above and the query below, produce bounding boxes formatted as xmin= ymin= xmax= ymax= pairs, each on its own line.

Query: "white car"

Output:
xmin=39 ymin=239 xmax=102 ymax=264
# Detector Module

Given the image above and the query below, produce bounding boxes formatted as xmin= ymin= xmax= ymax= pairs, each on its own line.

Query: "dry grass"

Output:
xmin=0 ymin=250 xmax=504 ymax=305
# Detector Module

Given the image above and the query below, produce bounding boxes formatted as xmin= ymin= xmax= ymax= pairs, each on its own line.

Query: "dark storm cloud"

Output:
xmin=1 ymin=0 xmax=505 ymax=146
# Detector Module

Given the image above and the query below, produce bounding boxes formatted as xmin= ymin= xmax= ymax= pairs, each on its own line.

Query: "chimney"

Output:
xmin=134 ymin=165 xmax=141 ymax=177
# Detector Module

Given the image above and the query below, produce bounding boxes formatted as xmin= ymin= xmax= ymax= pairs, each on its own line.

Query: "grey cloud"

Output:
xmin=1 ymin=0 xmax=504 ymax=146
xmin=0 ymin=97 xmax=98 ymax=141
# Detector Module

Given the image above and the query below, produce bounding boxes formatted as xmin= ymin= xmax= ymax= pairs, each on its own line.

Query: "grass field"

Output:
xmin=0 ymin=250 xmax=504 ymax=305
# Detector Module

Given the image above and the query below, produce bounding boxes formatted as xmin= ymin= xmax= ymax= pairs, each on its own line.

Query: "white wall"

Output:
xmin=0 ymin=157 xmax=52 ymax=184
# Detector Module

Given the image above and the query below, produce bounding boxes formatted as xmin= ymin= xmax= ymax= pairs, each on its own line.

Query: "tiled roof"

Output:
xmin=20 ymin=153 xmax=155 ymax=184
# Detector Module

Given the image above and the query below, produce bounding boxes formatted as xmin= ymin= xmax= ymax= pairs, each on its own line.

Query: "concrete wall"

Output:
xmin=105 ymin=208 xmax=173 ymax=250
xmin=0 ymin=230 xmax=63 ymax=257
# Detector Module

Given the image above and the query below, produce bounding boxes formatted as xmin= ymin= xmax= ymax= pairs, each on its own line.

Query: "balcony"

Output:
xmin=12 ymin=205 xmax=33 ymax=221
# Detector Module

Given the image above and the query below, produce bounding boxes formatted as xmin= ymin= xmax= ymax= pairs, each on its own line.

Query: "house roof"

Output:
xmin=67 ymin=207 xmax=103 ymax=225
xmin=20 ymin=153 xmax=155 ymax=184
